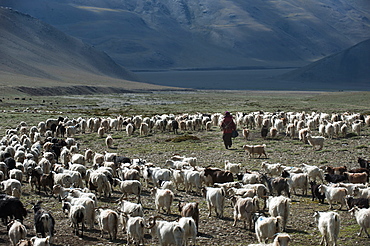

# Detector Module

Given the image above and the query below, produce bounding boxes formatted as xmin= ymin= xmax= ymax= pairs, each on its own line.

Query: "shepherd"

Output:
xmin=220 ymin=111 xmax=236 ymax=149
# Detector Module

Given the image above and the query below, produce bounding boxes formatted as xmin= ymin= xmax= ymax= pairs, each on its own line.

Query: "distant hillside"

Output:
xmin=2 ymin=0 xmax=370 ymax=70
xmin=277 ymin=39 xmax=370 ymax=89
xmin=0 ymin=7 xmax=176 ymax=96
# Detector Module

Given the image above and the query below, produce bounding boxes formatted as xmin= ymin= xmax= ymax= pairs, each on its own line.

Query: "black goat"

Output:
xmin=260 ymin=173 xmax=290 ymax=198
xmin=0 ymin=194 xmax=27 ymax=225
xmin=345 ymin=195 xmax=369 ymax=209
xmin=324 ymin=173 xmax=347 ymax=183
xmin=32 ymin=201 xmax=55 ymax=240
xmin=309 ymin=181 xmax=325 ymax=204
xmin=358 ymin=157 xmax=370 ymax=169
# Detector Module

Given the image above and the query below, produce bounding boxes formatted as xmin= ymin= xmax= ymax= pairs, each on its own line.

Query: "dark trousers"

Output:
xmin=223 ymin=133 xmax=232 ymax=148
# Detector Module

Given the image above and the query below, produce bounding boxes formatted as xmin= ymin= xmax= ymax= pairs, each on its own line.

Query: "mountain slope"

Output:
xmin=0 ymin=7 xmax=175 ymax=95
xmin=277 ymin=39 xmax=370 ymax=88
xmin=2 ymin=0 xmax=370 ymax=70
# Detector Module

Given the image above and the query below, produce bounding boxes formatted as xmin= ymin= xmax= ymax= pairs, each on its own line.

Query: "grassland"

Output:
xmin=0 ymin=90 xmax=369 ymax=245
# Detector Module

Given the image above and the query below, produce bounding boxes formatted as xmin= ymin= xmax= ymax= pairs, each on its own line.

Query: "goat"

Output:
xmin=62 ymin=202 xmax=85 ymax=237
xmin=243 ymin=144 xmax=267 ymax=158
xmin=255 ymin=215 xmax=283 ymax=244
xmin=266 ymin=196 xmax=290 ymax=232
xmin=348 ymin=206 xmax=370 ymax=238
xmin=8 ymin=220 xmax=27 ymax=246
xmin=32 ymin=201 xmax=55 ymax=243
xmin=231 ymin=196 xmax=259 ymax=230
xmin=147 ymin=216 xmax=184 ymax=246
xmin=202 ymin=187 xmax=225 ymax=218
xmin=314 ymin=211 xmax=340 ymax=246
xmin=318 ymin=184 xmax=348 ymax=210
xmin=345 ymin=195 xmax=369 ymax=209
xmin=260 ymin=173 xmax=290 ymax=198
xmin=310 ymin=181 xmax=325 ymax=204
xmin=151 ymin=187 xmax=174 ymax=214
xmin=203 ymin=167 xmax=233 ymax=185
xmin=178 ymin=202 xmax=199 ymax=234
xmin=96 ymin=208 xmax=119 ymax=240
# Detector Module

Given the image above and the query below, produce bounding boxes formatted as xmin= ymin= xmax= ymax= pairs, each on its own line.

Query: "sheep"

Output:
xmin=8 ymin=220 xmax=27 ymax=246
xmin=202 ymin=187 xmax=225 ymax=218
xmin=178 ymin=217 xmax=197 ymax=246
xmin=266 ymin=196 xmax=290 ymax=232
xmin=318 ymin=184 xmax=348 ymax=210
xmin=30 ymin=236 xmax=51 ymax=246
xmin=32 ymin=201 xmax=55 ymax=243
xmin=243 ymin=144 xmax=267 ymax=158
xmin=313 ymin=211 xmax=340 ymax=246
xmin=62 ymin=202 xmax=85 ymax=237
xmin=105 ymin=135 xmax=113 ymax=148
xmin=345 ymin=195 xmax=369 ymax=209
xmin=151 ymin=187 xmax=174 ymax=214
xmin=96 ymin=208 xmax=119 ymax=240
xmin=255 ymin=215 xmax=283 ymax=244
xmin=306 ymin=133 xmax=325 ymax=150
xmin=348 ymin=206 xmax=370 ymax=237
xmin=225 ymin=160 xmax=241 ymax=174
xmin=147 ymin=216 xmax=184 ymax=246
xmin=116 ymin=179 xmax=141 ymax=203
xmin=261 ymin=162 xmax=284 ymax=176
xmin=178 ymin=202 xmax=199 ymax=234
xmin=301 ymin=163 xmax=324 ymax=182
xmin=231 ymin=196 xmax=259 ymax=230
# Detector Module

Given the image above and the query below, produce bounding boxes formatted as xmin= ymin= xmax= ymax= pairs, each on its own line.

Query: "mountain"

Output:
xmin=0 ymin=7 xmax=176 ymax=96
xmin=1 ymin=0 xmax=369 ymax=70
xmin=276 ymin=39 xmax=370 ymax=90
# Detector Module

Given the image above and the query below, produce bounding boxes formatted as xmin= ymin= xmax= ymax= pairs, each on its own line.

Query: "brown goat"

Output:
xmin=178 ymin=201 xmax=199 ymax=234
xmin=325 ymin=166 xmax=347 ymax=175
xmin=344 ymin=172 xmax=368 ymax=184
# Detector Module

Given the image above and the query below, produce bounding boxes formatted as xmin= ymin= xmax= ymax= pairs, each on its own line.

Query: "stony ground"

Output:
xmin=0 ymin=91 xmax=369 ymax=245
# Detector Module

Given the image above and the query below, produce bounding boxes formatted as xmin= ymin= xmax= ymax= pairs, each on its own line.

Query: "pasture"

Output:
xmin=0 ymin=90 xmax=369 ymax=246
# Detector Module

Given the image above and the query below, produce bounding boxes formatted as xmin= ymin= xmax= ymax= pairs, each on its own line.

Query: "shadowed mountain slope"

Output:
xmin=0 ymin=7 xmax=176 ymax=95
xmin=2 ymin=0 xmax=370 ymax=70
xmin=277 ymin=39 xmax=370 ymax=89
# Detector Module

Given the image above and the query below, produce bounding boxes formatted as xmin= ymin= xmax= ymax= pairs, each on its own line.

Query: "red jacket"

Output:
xmin=221 ymin=116 xmax=236 ymax=134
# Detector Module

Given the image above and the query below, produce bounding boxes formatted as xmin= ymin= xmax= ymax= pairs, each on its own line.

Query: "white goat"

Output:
xmin=313 ymin=211 xmax=340 ymax=246
xmin=96 ymin=208 xmax=119 ymax=240
xmin=178 ymin=217 xmax=197 ymax=246
xmin=318 ymin=184 xmax=348 ymax=210
xmin=255 ymin=215 xmax=283 ymax=244
xmin=348 ymin=206 xmax=370 ymax=238
xmin=266 ymin=196 xmax=290 ymax=232
xmin=232 ymin=196 xmax=259 ymax=230
xmin=116 ymin=179 xmax=141 ymax=203
xmin=151 ymin=188 xmax=174 ymax=214
xmin=8 ymin=220 xmax=27 ymax=246
xmin=202 ymin=187 xmax=225 ymax=218
xmin=306 ymin=133 xmax=325 ymax=150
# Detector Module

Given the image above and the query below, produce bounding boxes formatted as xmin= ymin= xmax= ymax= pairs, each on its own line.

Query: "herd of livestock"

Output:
xmin=0 ymin=110 xmax=369 ymax=246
